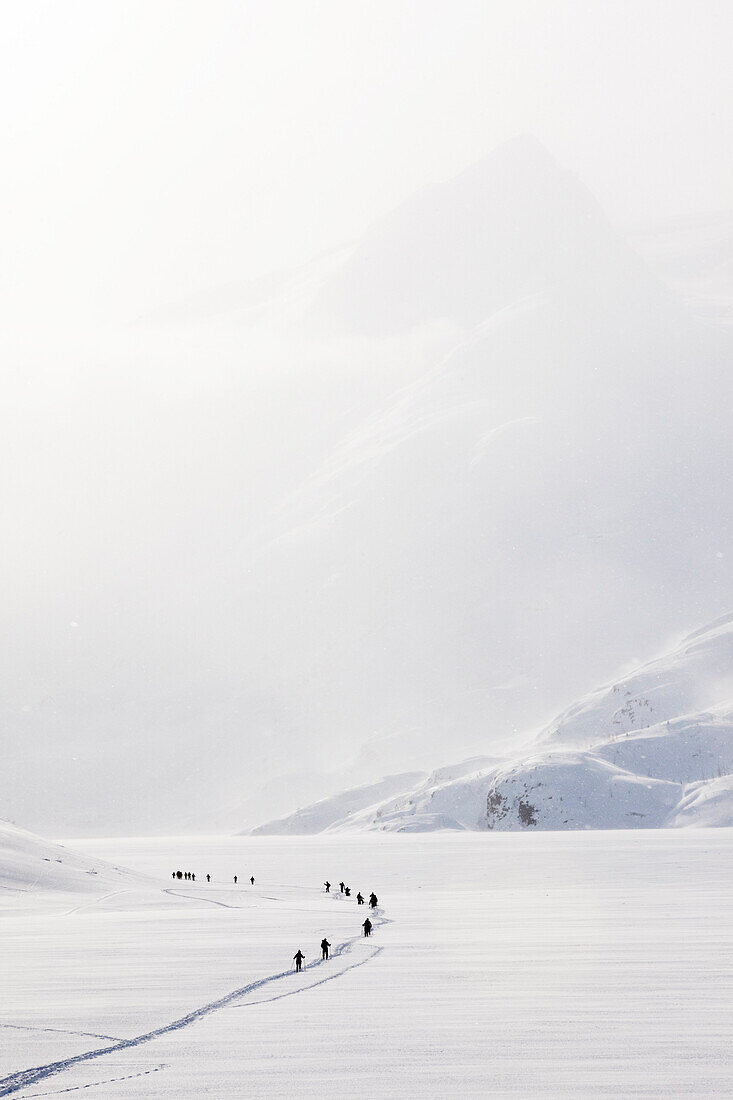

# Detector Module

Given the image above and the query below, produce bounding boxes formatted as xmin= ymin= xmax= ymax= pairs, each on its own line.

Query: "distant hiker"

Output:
xmin=362 ymin=918 xmax=372 ymax=937
xmin=172 ymin=872 xmax=176 ymax=879
xmin=369 ymin=893 xmax=378 ymax=908
xmin=344 ymin=886 xmax=351 ymax=897
xmin=321 ymin=938 xmax=331 ymax=960
xmin=177 ymin=871 xmax=183 ymax=880
xmin=250 ymin=876 xmax=255 ymax=885
xmin=293 ymin=949 xmax=305 ymax=973
xmin=339 ymin=881 xmax=345 ymax=893
xmin=356 ymin=892 xmax=364 ymax=905
xmin=191 ymin=873 xmax=195 ymax=881
xmin=324 ymin=881 xmax=331 ymax=893
xmin=206 ymin=874 xmax=210 ymax=883
xmin=234 ymin=876 xmax=238 ymax=885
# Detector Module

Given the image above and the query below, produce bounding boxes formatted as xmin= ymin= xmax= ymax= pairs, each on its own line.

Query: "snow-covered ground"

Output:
xmin=2 ymin=831 xmax=732 ymax=1097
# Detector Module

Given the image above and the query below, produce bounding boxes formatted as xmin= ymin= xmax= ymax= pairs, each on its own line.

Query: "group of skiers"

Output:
xmin=324 ymin=881 xmax=378 ymax=910
xmin=171 ymin=871 xmax=255 ymax=885
xmin=292 ymin=882 xmax=379 ymax=972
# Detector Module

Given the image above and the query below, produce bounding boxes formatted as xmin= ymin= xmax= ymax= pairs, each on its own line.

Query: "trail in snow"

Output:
xmin=237 ymin=944 xmax=382 ymax=1008
xmin=161 ymin=888 xmax=243 ymax=910
xmin=0 ymin=1025 xmax=121 ymax=1044
xmin=0 ymin=906 xmax=388 ymax=1097
xmin=13 ymin=1064 xmax=166 ymax=1098
xmin=62 ymin=892 xmax=130 ymax=918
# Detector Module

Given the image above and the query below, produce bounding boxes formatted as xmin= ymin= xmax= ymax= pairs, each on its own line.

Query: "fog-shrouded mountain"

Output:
xmin=251 ymin=615 xmax=733 ymax=834
xmin=3 ymin=136 xmax=732 ymax=836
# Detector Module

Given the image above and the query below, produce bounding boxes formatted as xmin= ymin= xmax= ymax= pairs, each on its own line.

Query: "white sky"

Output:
xmin=2 ymin=0 xmax=731 ymax=326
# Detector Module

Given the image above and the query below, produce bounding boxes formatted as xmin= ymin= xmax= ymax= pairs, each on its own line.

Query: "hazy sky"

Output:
xmin=2 ymin=0 xmax=731 ymax=327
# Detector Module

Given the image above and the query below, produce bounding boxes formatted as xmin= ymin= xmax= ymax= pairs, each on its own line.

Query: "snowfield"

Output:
xmin=2 ymin=831 xmax=733 ymax=1097
xmin=253 ymin=615 xmax=733 ymax=835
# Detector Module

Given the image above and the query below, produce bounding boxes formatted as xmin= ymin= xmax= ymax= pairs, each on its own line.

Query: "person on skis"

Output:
xmin=344 ymin=886 xmax=351 ymax=897
xmin=369 ymin=892 xmax=378 ymax=908
xmin=339 ymin=881 xmax=345 ymax=893
xmin=206 ymin=874 xmax=210 ymax=883
xmin=250 ymin=876 xmax=255 ymax=885
xmin=356 ymin=892 xmax=364 ymax=905
xmin=234 ymin=875 xmax=238 ymax=884
xmin=362 ymin=918 xmax=372 ymax=937
xmin=293 ymin=949 xmax=305 ymax=973
xmin=324 ymin=881 xmax=331 ymax=893
xmin=321 ymin=938 xmax=331 ymax=960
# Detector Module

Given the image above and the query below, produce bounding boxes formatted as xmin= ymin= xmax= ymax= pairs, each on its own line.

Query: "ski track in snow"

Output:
xmin=161 ymin=887 xmax=242 ymax=909
xmin=0 ymin=903 xmax=388 ymax=1097
xmin=12 ymin=1065 xmax=166 ymax=1098
xmin=236 ymin=944 xmax=383 ymax=1008
xmin=0 ymin=1027 xmax=121 ymax=1044
xmin=62 ymin=892 xmax=131 ymax=918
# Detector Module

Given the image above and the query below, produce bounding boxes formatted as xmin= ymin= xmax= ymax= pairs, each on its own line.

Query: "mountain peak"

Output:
xmin=311 ymin=134 xmax=658 ymax=334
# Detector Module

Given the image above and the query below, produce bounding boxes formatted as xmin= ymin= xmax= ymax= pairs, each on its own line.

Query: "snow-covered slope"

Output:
xmin=246 ymin=772 xmax=426 ymax=835
xmin=251 ymin=617 xmax=733 ymax=833
xmin=0 ymin=817 xmax=142 ymax=896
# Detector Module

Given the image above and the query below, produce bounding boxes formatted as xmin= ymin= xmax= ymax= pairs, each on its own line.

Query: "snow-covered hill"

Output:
xmin=0 ymin=818 xmax=142 ymax=896
xmin=251 ymin=616 xmax=733 ymax=833
xmin=247 ymin=771 xmax=427 ymax=835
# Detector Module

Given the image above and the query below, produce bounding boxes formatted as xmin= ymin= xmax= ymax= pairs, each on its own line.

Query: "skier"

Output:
xmin=234 ymin=875 xmax=238 ymax=885
xmin=324 ymin=881 xmax=331 ymax=893
xmin=250 ymin=876 xmax=255 ymax=885
xmin=356 ymin=892 xmax=364 ymax=905
xmin=206 ymin=874 xmax=211 ymax=883
xmin=339 ymin=881 xmax=345 ymax=893
xmin=177 ymin=871 xmax=183 ymax=880
xmin=369 ymin=892 xmax=378 ymax=908
xmin=172 ymin=872 xmax=176 ymax=879
xmin=321 ymin=938 xmax=331 ymax=960
xmin=362 ymin=918 xmax=372 ymax=937
xmin=293 ymin=949 xmax=305 ymax=973
xmin=344 ymin=886 xmax=351 ymax=897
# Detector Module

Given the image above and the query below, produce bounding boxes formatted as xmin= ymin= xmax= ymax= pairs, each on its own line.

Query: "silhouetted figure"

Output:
xmin=321 ymin=938 xmax=331 ymax=960
xmin=177 ymin=871 xmax=183 ymax=880
xmin=369 ymin=893 xmax=378 ymax=908
xmin=250 ymin=876 xmax=255 ymax=885
xmin=324 ymin=881 xmax=331 ymax=893
xmin=339 ymin=881 xmax=345 ymax=893
xmin=362 ymin=918 xmax=372 ymax=937
xmin=234 ymin=875 xmax=238 ymax=885
xmin=172 ymin=872 xmax=176 ymax=879
xmin=344 ymin=886 xmax=351 ymax=897
xmin=206 ymin=874 xmax=211 ymax=883
xmin=356 ymin=892 xmax=364 ymax=904
xmin=191 ymin=873 xmax=195 ymax=882
xmin=293 ymin=949 xmax=305 ymax=973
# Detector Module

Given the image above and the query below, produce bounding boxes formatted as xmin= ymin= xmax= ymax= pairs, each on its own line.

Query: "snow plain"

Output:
xmin=2 ymin=832 xmax=732 ymax=1097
